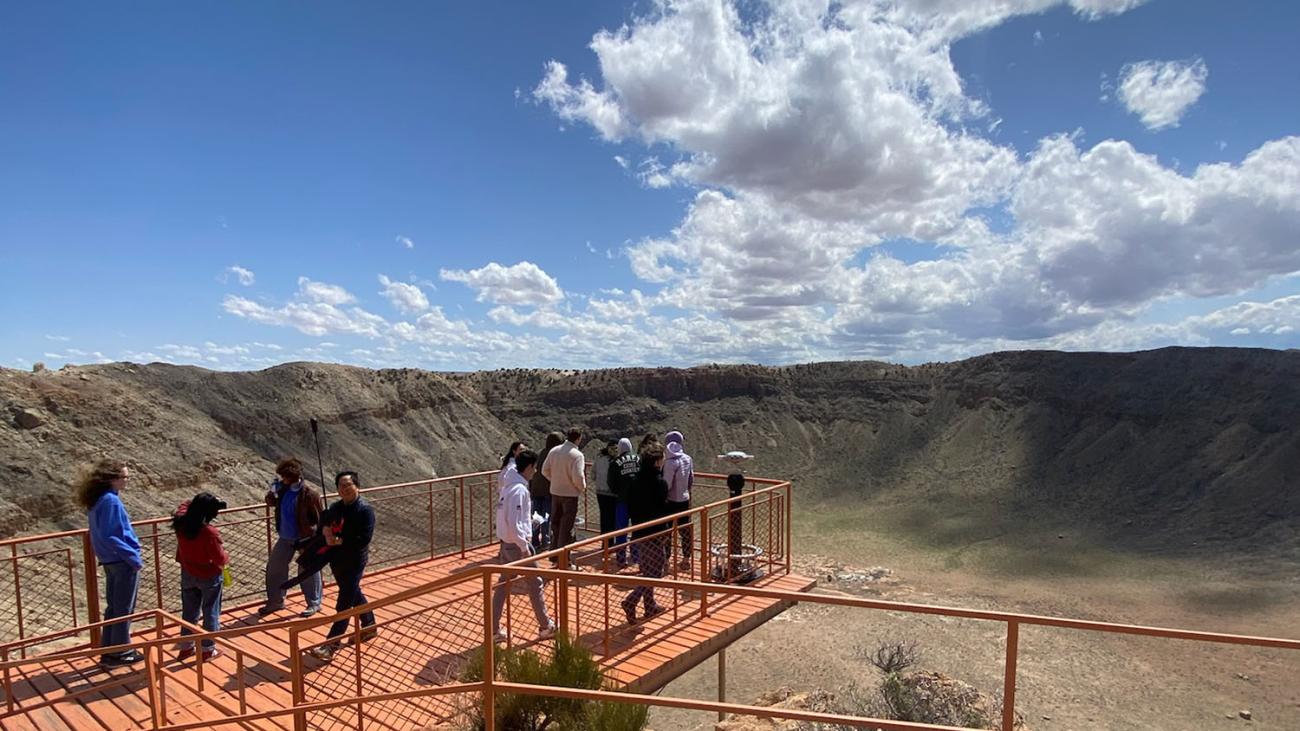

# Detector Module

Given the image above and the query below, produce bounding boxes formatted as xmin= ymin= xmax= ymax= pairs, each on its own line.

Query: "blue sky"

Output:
xmin=3 ymin=0 xmax=1298 ymax=371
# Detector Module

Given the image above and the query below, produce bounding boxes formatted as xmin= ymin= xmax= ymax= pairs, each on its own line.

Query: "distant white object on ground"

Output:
xmin=717 ymin=451 xmax=755 ymax=464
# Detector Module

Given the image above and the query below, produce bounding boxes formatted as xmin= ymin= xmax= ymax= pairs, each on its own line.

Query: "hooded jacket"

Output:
xmin=496 ymin=469 xmax=534 ymax=552
xmin=662 ymin=433 xmax=694 ymax=503
xmin=609 ymin=438 xmax=639 ymax=502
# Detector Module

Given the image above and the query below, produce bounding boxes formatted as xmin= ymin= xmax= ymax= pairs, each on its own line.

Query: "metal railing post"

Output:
xmin=1002 ymin=621 xmax=1020 ymax=731
xmin=459 ymin=477 xmax=467 ymax=558
xmin=699 ymin=507 xmax=710 ymax=619
xmin=290 ymin=627 xmax=307 ymax=731
xmin=482 ymin=570 xmax=496 ymax=731
xmin=10 ymin=546 xmax=25 ymax=652
xmin=81 ymin=533 xmax=102 ymax=647
xmin=434 ymin=481 xmax=444 ymax=554
xmin=784 ymin=482 xmax=792 ymax=574
xmin=557 ymin=550 xmax=570 ymax=636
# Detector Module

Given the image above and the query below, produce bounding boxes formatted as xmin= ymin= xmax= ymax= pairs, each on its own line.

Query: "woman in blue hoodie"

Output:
xmin=76 ymin=459 xmax=144 ymax=667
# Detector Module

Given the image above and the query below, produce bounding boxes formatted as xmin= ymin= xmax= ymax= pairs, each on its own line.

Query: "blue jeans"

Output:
xmin=265 ymin=536 xmax=322 ymax=609
xmin=530 ymin=495 xmax=551 ymax=550
xmin=101 ymin=562 xmax=140 ymax=656
xmin=180 ymin=571 xmax=223 ymax=650
xmin=325 ymin=561 xmax=375 ymax=641
xmin=614 ymin=501 xmax=630 ymax=562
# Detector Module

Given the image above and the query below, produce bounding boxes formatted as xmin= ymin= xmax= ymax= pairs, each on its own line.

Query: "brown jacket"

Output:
xmin=265 ymin=480 xmax=324 ymax=541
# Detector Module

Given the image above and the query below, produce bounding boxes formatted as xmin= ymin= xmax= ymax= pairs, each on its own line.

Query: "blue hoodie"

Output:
xmin=88 ymin=491 xmax=143 ymax=568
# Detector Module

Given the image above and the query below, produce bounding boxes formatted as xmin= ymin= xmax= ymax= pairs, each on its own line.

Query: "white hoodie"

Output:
xmin=496 ymin=469 xmax=533 ymax=551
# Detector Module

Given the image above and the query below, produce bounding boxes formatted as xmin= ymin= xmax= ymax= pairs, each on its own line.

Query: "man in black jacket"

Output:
xmin=308 ymin=471 xmax=377 ymax=661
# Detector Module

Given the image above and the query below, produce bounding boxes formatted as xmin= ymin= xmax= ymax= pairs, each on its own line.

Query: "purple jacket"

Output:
xmin=663 ymin=441 xmax=694 ymax=503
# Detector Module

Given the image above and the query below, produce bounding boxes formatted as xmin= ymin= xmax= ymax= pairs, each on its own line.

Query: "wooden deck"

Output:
xmin=1 ymin=544 xmax=814 ymax=730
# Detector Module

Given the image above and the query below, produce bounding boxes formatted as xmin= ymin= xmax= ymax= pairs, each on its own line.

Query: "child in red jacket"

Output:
xmin=172 ymin=492 xmax=230 ymax=660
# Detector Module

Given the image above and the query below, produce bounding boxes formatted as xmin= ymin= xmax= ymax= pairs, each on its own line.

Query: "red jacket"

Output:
xmin=176 ymin=524 xmax=229 ymax=580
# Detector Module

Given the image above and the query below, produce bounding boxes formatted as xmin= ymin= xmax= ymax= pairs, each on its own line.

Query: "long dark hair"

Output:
xmin=74 ymin=459 xmax=126 ymax=510
xmin=501 ymin=441 xmax=524 ymax=469
xmin=171 ymin=492 xmax=225 ymax=540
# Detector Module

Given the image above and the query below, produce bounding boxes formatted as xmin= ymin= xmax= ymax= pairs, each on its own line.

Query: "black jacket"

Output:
xmin=321 ymin=497 xmax=375 ymax=571
xmin=625 ymin=462 xmax=669 ymax=540
xmin=608 ymin=451 xmax=640 ymax=503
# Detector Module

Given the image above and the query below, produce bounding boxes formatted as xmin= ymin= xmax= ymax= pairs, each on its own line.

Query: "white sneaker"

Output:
xmin=538 ymin=623 xmax=557 ymax=640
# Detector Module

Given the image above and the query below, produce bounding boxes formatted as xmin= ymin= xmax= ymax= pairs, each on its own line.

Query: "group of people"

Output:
xmin=75 ymin=457 xmax=376 ymax=667
xmin=73 ymin=428 xmax=696 ymax=665
xmin=491 ymin=428 xmax=696 ymax=640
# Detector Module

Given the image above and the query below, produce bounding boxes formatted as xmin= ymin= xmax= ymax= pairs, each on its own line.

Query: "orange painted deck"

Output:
xmin=1 ymin=543 xmax=814 ymax=730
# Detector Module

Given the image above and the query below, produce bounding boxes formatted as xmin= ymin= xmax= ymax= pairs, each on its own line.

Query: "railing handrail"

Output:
xmin=531 ymin=479 xmax=789 ymax=564
xmin=484 ymin=564 xmax=1300 ymax=651
xmin=0 ymin=469 xmax=501 ymax=546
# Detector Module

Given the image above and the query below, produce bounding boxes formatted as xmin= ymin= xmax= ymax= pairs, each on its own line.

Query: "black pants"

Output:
xmin=666 ymin=499 xmax=692 ymax=558
xmin=326 ymin=560 xmax=376 ymax=640
xmin=596 ymin=493 xmax=617 ymax=545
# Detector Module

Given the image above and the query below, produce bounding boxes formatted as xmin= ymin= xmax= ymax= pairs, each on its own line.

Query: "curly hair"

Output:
xmin=74 ymin=459 xmax=127 ymax=510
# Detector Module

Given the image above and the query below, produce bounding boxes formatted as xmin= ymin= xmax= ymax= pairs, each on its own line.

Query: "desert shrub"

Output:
xmin=863 ymin=639 xmax=922 ymax=675
xmin=877 ymin=671 xmax=1001 ymax=729
xmin=458 ymin=633 xmax=648 ymax=731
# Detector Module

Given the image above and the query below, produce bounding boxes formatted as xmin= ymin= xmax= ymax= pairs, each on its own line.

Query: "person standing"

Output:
xmin=259 ymin=458 xmax=324 ymax=617
xmin=172 ymin=492 xmax=230 ymax=661
xmin=308 ymin=471 xmax=378 ymax=661
xmin=542 ymin=428 xmax=586 ymax=552
xmin=607 ymin=438 xmax=640 ymax=566
xmin=498 ymin=440 xmax=527 ymax=490
xmin=663 ymin=430 xmax=695 ymax=569
xmin=490 ymin=450 xmax=557 ymax=643
xmin=593 ymin=440 xmax=619 ymax=556
xmin=529 ymin=432 xmax=564 ymax=551
xmin=77 ymin=459 xmax=144 ymax=667
xmin=621 ymin=445 xmax=669 ymax=623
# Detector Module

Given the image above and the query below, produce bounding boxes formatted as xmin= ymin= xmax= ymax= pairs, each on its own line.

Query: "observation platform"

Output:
xmin=0 ymin=470 xmax=809 ymax=730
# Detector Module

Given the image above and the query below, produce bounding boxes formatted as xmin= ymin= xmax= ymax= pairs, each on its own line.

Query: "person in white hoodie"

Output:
xmin=492 ymin=450 xmax=556 ymax=643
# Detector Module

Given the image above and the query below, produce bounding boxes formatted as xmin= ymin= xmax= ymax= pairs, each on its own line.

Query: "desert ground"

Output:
xmin=652 ymin=502 xmax=1300 ymax=730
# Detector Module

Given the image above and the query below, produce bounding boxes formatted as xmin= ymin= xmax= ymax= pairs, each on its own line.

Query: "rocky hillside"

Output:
xmin=2 ymin=348 xmax=1297 ymax=554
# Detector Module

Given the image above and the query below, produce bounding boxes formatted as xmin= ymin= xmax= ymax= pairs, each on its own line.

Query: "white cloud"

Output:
xmin=297 ymin=277 xmax=357 ymax=305
xmin=224 ymin=278 xmax=384 ymax=337
xmin=44 ymin=334 xmax=71 ymax=342
xmin=531 ymin=0 xmax=1298 ymax=362
xmin=440 ymin=262 xmax=565 ymax=306
xmin=227 ymin=265 xmax=255 ymax=286
xmin=532 ymin=60 xmax=631 ymax=140
xmin=378 ymin=274 xmax=430 ymax=315
xmin=396 ymin=235 xmax=414 ymax=249
xmin=1117 ymin=58 xmax=1208 ymax=130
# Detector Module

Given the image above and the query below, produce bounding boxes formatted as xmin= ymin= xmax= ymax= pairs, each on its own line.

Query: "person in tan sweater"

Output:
xmin=541 ymin=428 xmax=586 ymax=551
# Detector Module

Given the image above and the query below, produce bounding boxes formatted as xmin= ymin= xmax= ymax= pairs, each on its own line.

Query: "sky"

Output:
xmin=2 ymin=0 xmax=1298 ymax=372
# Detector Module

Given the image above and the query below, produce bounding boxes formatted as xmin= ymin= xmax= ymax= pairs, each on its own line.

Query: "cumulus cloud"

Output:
xmin=1117 ymin=58 xmax=1208 ymax=130
xmin=296 ymin=277 xmax=356 ymax=306
xmin=396 ymin=235 xmax=414 ymax=249
xmin=378 ymin=274 xmax=430 ymax=315
xmin=223 ymin=278 xmax=384 ymax=337
xmin=440 ymin=262 xmax=565 ymax=306
xmin=226 ymin=265 xmax=255 ymax=286
xmin=528 ymin=0 xmax=1298 ymax=362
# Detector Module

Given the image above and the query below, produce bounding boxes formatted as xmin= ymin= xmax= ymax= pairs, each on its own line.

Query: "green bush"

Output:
xmin=458 ymin=633 xmax=649 ymax=731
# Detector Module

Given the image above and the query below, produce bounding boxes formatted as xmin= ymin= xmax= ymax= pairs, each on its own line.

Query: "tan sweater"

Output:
xmin=541 ymin=440 xmax=586 ymax=497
